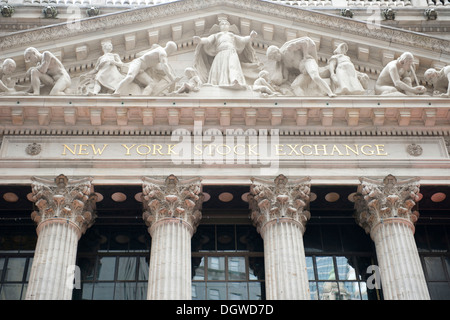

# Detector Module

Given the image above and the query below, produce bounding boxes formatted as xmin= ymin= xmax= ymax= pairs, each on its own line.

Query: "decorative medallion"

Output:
xmin=43 ymin=6 xmax=58 ymax=19
xmin=424 ymin=8 xmax=437 ymax=21
xmin=406 ymin=143 xmax=423 ymax=157
xmin=86 ymin=6 xmax=100 ymax=17
xmin=340 ymin=9 xmax=353 ymax=18
xmin=382 ymin=8 xmax=395 ymax=21
xmin=26 ymin=143 xmax=42 ymax=156
xmin=1 ymin=5 xmax=15 ymax=18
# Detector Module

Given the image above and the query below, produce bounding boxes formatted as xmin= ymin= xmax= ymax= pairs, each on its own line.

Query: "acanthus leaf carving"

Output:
xmin=249 ymin=174 xmax=311 ymax=234
xmin=354 ymin=174 xmax=420 ymax=234
xmin=141 ymin=174 xmax=203 ymax=234
xmin=30 ymin=174 xmax=97 ymax=235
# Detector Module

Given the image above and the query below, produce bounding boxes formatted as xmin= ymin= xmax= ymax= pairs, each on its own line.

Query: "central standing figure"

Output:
xmin=193 ymin=18 xmax=261 ymax=89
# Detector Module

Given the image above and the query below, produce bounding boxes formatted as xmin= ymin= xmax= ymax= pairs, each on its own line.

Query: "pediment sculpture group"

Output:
xmin=1 ymin=19 xmax=449 ymax=98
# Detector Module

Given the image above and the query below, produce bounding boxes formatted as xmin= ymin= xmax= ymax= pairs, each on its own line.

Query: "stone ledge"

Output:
xmin=0 ymin=95 xmax=449 ymax=135
xmin=1 ymin=0 xmax=449 ymax=57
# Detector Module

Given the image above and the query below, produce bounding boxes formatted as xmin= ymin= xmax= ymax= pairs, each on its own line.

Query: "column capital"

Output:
xmin=142 ymin=174 xmax=203 ymax=236
xmin=30 ymin=174 xmax=97 ymax=237
xmin=354 ymin=174 xmax=421 ymax=235
xmin=249 ymin=174 xmax=311 ymax=235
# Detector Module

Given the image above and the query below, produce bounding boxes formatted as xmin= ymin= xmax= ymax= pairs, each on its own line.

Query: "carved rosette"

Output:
xmin=30 ymin=174 xmax=97 ymax=236
xmin=354 ymin=174 xmax=420 ymax=235
xmin=142 ymin=175 xmax=203 ymax=236
xmin=26 ymin=143 xmax=41 ymax=156
xmin=406 ymin=143 xmax=423 ymax=156
xmin=249 ymin=174 xmax=311 ymax=235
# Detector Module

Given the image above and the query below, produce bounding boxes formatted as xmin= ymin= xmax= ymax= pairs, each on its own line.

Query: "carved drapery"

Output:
xmin=249 ymin=174 xmax=311 ymax=300
xmin=354 ymin=174 xmax=430 ymax=300
xmin=141 ymin=174 xmax=203 ymax=300
xmin=3 ymin=33 xmax=445 ymax=97
xmin=26 ymin=174 xmax=96 ymax=300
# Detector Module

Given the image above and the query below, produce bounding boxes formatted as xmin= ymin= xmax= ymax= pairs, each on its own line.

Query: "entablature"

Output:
xmin=1 ymin=95 xmax=449 ymax=136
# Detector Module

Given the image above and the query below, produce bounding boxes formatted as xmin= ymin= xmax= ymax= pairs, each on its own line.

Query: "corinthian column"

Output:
xmin=26 ymin=174 xmax=96 ymax=300
xmin=354 ymin=174 xmax=430 ymax=300
xmin=142 ymin=175 xmax=202 ymax=300
xmin=249 ymin=174 xmax=311 ymax=300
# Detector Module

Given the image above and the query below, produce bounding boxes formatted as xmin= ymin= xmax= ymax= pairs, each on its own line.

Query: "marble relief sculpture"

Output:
xmin=424 ymin=65 xmax=450 ymax=97
xmin=114 ymin=41 xmax=179 ymax=96
xmin=77 ymin=40 xmax=129 ymax=96
xmin=0 ymin=58 xmax=17 ymax=94
xmin=266 ymin=37 xmax=335 ymax=97
xmin=375 ymin=52 xmax=427 ymax=96
xmin=252 ymin=70 xmax=281 ymax=97
xmin=328 ymin=43 xmax=369 ymax=95
xmin=24 ymin=47 xmax=71 ymax=95
xmin=192 ymin=18 xmax=262 ymax=90
xmin=175 ymin=67 xmax=202 ymax=94
xmin=0 ymin=34 xmax=447 ymax=98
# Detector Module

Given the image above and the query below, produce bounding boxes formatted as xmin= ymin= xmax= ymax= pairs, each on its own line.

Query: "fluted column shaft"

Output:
xmin=147 ymin=218 xmax=193 ymax=299
xmin=371 ymin=218 xmax=429 ymax=299
xmin=26 ymin=175 xmax=96 ymax=300
xmin=142 ymin=175 xmax=202 ymax=300
xmin=355 ymin=174 xmax=430 ymax=300
xmin=250 ymin=175 xmax=311 ymax=300
xmin=261 ymin=218 xmax=309 ymax=299
xmin=26 ymin=219 xmax=81 ymax=299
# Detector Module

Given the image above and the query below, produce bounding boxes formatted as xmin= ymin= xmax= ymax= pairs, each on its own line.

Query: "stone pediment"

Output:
xmin=1 ymin=0 xmax=449 ymax=78
xmin=1 ymin=0 xmax=450 ymax=137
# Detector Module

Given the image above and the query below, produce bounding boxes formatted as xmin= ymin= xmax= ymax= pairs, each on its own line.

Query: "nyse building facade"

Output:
xmin=0 ymin=0 xmax=449 ymax=300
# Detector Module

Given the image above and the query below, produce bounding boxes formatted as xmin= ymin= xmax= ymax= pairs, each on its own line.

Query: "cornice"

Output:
xmin=1 ymin=0 xmax=449 ymax=58
xmin=1 ymin=95 xmax=449 ymax=137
